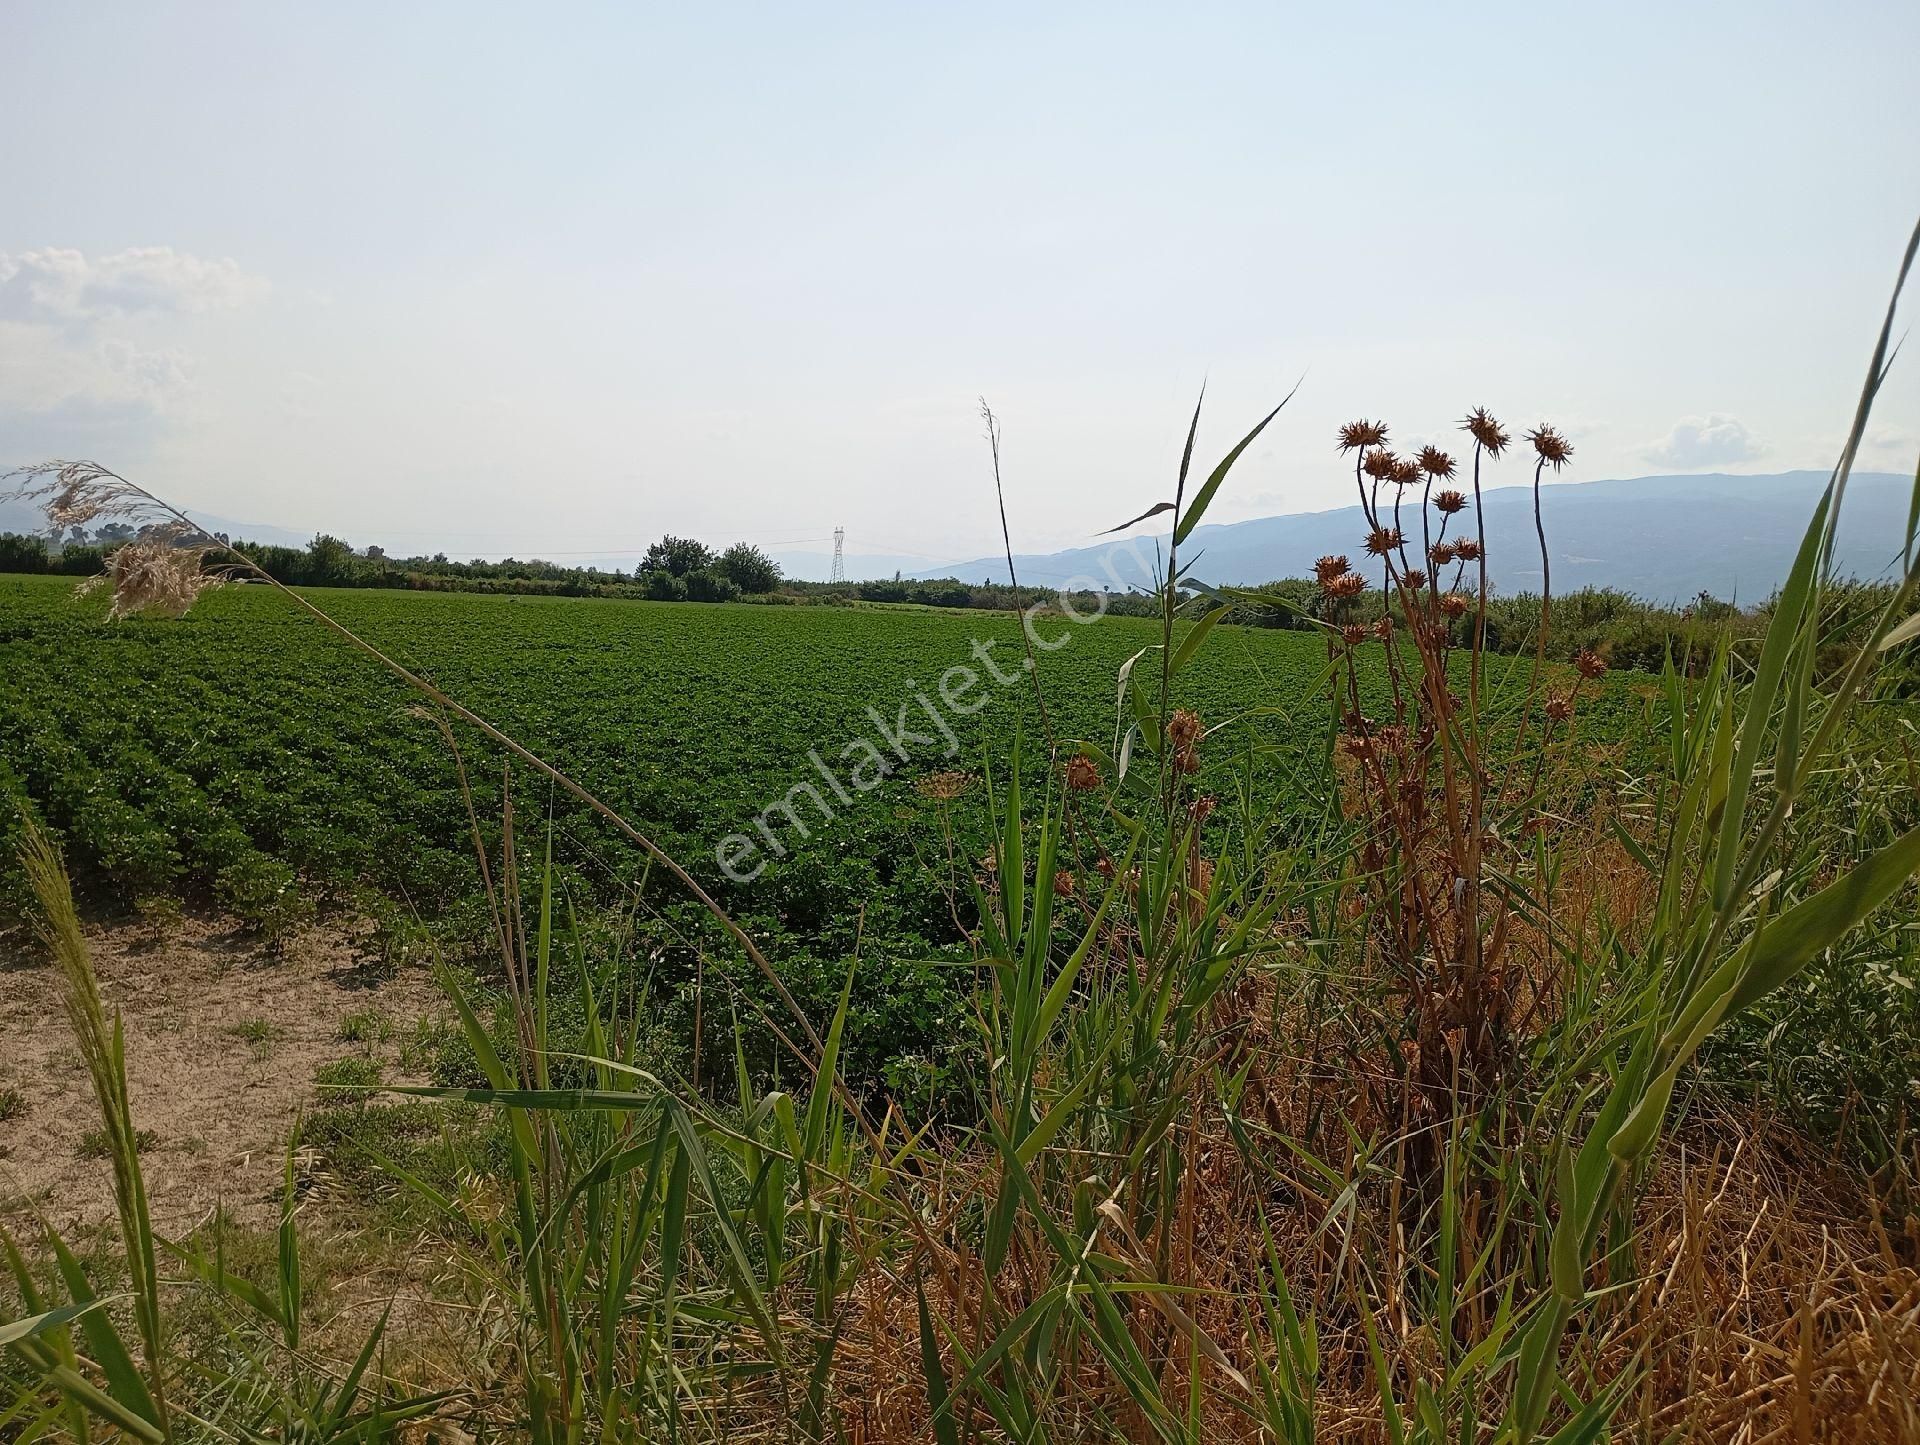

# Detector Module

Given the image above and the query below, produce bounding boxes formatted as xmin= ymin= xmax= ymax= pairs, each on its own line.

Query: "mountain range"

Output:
xmin=5 ymin=471 xmax=1910 ymax=603
xmin=918 ymin=471 xmax=1916 ymax=604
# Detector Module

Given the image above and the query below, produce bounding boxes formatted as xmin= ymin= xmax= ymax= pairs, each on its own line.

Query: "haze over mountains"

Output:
xmin=5 ymin=472 xmax=1911 ymax=604
xmin=919 ymin=471 xmax=1917 ymax=604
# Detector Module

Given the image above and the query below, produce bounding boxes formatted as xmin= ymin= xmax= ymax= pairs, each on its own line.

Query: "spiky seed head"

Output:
xmin=1462 ymin=407 xmax=1510 ymax=456
xmin=1390 ymin=457 xmax=1422 ymax=487
xmin=1064 ymin=754 xmax=1102 ymax=792
xmin=1166 ymin=708 xmax=1203 ymax=748
xmin=1053 ymin=869 xmax=1077 ymax=897
xmin=1373 ymin=616 xmax=1394 ymax=640
xmin=1313 ymin=553 xmax=1351 ymax=582
xmin=1326 ymin=571 xmax=1368 ymax=600
xmin=1417 ymin=446 xmax=1456 ymax=479
xmin=1574 ymin=648 xmax=1608 ymax=679
xmin=1545 ymin=692 xmax=1575 ymax=722
xmin=1337 ymin=419 xmax=1389 ymax=453
xmin=1431 ymin=541 xmax=1459 ymax=566
xmin=1341 ymin=622 xmax=1368 ymax=646
xmin=1401 ymin=567 xmax=1429 ymax=591
xmin=1439 ymin=592 xmax=1470 ymax=618
xmin=916 ymin=769 xmax=971 ymax=801
xmin=1364 ymin=526 xmax=1404 ymax=557
xmin=1094 ymin=855 xmax=1115 ymax=878
xmin=1453 ymin=537 xmax=1483 ymax=562
xmin=1527 ymin=424 xmax=1573 ymax=469
xmin=1363 ymin=450 xmax=1398 ymax=480
xmin=1433 ymin=488 xmax=1468 ymax=515
xmin=1191 ymin=795 xmax=1218 ymax=825
xmin=1172 ymin=743 xmax=1201 ymax=774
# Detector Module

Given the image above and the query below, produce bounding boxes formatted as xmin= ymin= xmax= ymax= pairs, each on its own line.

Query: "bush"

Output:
xmin=683 ymin=569 xmax=740 ymax=603
xmin=642 ymin=569 xmax=686 ymax=602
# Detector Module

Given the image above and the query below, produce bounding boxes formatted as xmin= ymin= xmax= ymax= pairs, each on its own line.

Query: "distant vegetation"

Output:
xmin=2 ymin=524 xmax=1884 ymax=679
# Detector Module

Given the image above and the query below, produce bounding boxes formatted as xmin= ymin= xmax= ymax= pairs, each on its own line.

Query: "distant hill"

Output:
xmin=0 ymin=492 xmax=315 ymax=551
xmin=918 ymin=471 xmax=1917 ymax=604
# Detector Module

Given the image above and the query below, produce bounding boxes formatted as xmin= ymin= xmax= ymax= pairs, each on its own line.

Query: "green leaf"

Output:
xmin=0 ymin=1298 xmax=112 ymax=1348
xmin=1169 ymin=602 xmax=1232 ymax=676
xmin=1173 ymin=379 xmax=1302 ymax=545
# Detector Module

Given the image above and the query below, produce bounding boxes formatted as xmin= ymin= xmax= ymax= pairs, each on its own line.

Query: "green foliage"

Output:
xmin=642 ymin=534 xmax=715 ymax=577
xmin=716 ymin=542 xmax=781 ymax=594
xmin=0 ymin=575 xmax=1651 ymax=1086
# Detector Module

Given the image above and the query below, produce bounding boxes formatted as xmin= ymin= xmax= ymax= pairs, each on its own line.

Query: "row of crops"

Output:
xmin=0 ymin=574 xmax=1651 ymax=1085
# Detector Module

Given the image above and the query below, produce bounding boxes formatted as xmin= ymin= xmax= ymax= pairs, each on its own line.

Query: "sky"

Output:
xmin=3 ymin=1 xmax=1919 ymax=567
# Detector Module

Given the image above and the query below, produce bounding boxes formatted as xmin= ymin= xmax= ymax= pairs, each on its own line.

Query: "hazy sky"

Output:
xmin=4 ymin=2 xmax=1918 ymax=565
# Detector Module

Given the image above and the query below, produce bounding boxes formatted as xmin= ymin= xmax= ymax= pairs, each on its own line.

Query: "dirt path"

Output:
xmin=0 ymin=913 xmax=443 ymax=1236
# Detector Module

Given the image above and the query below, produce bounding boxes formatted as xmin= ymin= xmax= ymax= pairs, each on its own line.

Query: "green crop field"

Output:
xmin=0 ymin=571 xmax=1650 ymax=1084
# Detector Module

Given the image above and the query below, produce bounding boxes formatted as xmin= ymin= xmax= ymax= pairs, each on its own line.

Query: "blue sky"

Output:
xmin=3 ymin=2 xmax=1918 ymax=564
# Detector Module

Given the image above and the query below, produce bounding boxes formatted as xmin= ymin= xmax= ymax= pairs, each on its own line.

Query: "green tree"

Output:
xmin=716 ymin=542 xmax=781 ymax=593
xmin=641 ymin=535 xmax=714 ymax=577
xmin=306 ymin=534 xmax=356 ymax=585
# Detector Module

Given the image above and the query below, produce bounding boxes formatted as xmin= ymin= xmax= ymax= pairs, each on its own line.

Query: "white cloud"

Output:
xmin=0 ymin=246 xmax=267 ymax=320
xmin=1642 ymin=414 xmax=1766 ymax=469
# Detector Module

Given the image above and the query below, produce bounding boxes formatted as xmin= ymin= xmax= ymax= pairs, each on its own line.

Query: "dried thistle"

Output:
xmin=1172 ymin=743 xmax=1201 ymax=775
xmin=1527 ymin=424 xmax=1574 ymax=469
xmin=1337 ymin=419 xmax=1390 ymax=452
xmin=1401 ymin=567 xmax=1429 ymax=591
xmin=1416 ymin=446 xmax=1456 ymax=479
xmin=1431 ymin=541 xmax=1459 ymax=566
xmin=1053 ymin=870 xmax=1077 ymax=897
xmin=1064 ymin=754 xmax=1102 ymax=792
xmin=1364 ymin=526 xmax=1404 ymax=557
xmin=1166 ymin=708 xmax=1203 ymax=749
xmin=1432 ymin=488 xmax=1468 ymax=515
xmin=1545 ymin=692 xmax=1575 ymax=722
xmin=1341 ymin=622 xmax=1368 ymax=646
xmin=1574 ymin=648 xmax=1608 ymax=679
xmin=1326 ymin=571 xmax=1368 ymax=600
xmin=1461 ymin=407 xmax=1510 ymax=456
xmin=1439 ymin=592 xmax=1470 ymax=619
xmin=1364 ymin=450 xmax=1398 ymax=481
xmin=916 ymin=769 xmax=972 ymax=802
xmin=1453 ymin=537 xmax=1484 ymax=562
xmin=1314 ymin=553 xmax=1352 ymax=583
xmin=1390 ymin=457 xmax=1422 ymax=487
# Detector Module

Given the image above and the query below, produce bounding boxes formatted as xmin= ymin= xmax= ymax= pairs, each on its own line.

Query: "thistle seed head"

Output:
xmin=1462 ymin=407 xmax=1510 ymax=456
xmin=1064 ymin=754 xmax=1102 ymax=792
xmin=917 ymin=769 xmax=972 ymax=801
xmin=1527 ymin=424 xmax=1574 ymax=469
xmin=1337 ymin=419 xmax=1390 ymax=453
xmin=1326 ymin=571 xmax=1368 ymax=600
xmin=1364 ymin=526 xmax=1404 ymax=557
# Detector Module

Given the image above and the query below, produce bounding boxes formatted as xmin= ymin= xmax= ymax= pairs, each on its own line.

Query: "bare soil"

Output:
xmin=0 ymin=912 xmax=442 ymax=1235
